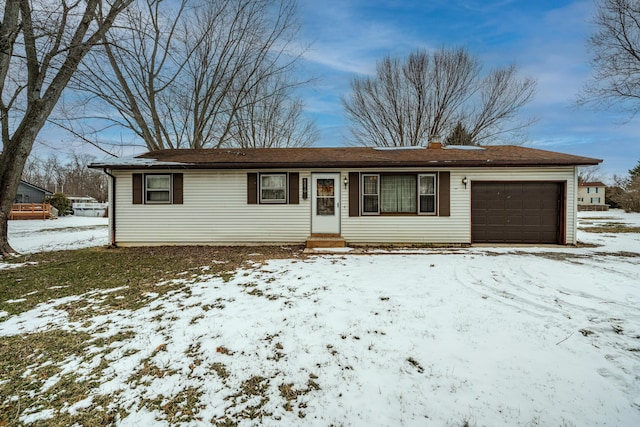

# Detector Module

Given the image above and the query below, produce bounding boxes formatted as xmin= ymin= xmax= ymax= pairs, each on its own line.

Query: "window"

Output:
xmin=381 ymin=175 xmax=416 ymax=213
xmin=595 ymin=187 xmax=599 ymax=193
xmin=587 ymin=187 xmax=590 ymax=193
xmin=260 ymin=174 xmax=287 ymax=203
xmin=146 ymin=174 xmax=171 ymax=203
xmin=362 ymin=174 xmax=379 ymax=214
xmin=419 ymin=174 xmax=436 ymax=214
xmin=133 ymin=173 xmax=182 ymax=205
xmin=316 ymin=179 xmax=335 ymax=215
xmin=361 ymin=173 xmax=436 ymax=215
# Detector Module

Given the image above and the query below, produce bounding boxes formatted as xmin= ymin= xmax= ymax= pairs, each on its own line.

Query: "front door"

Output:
xmin=311 ymin=173 xmax=340 ymax=234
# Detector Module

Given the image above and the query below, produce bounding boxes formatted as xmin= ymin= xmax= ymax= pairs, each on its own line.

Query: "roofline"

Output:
xmin=579 ymin=181 xmax=607 ymax=186
xmin=89 ymin=160 xmax=602 ymax=170
xmin=19 ymin=180 xmax=53 ymax=194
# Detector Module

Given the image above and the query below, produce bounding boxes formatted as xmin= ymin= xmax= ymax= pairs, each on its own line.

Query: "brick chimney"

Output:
xmin=428 ymin=134 xmax=442 ymax=149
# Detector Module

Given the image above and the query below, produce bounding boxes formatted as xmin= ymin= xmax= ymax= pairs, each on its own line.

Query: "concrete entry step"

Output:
xmin=305 ymin=234 xmax=346 ymax=249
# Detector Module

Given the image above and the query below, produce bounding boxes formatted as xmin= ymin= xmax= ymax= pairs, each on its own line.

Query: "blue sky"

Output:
xmin=294 ymin=0 xmax=640 ymax=181
xmin=31 ymin=0 xmax=639 ymax=181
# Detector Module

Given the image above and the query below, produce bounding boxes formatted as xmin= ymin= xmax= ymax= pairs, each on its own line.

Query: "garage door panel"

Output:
xmin=507 ymin=216 xmax=522 ymax=226
xmin=524 ymin=215 xmax=542 ymax=226
xmin=505 ymin=199 xmax=523 ymax=209
xmin=472 ymin=182 xmax=562 ymax=244
xmin=487 ymin=215 xmax=505 ymax=225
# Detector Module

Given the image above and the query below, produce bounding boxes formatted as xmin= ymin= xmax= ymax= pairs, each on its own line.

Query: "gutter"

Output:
xmin=102 ymin=168 xmax=117 ymax=246
xmin=90 ymin=159 xmax=603 ymax=170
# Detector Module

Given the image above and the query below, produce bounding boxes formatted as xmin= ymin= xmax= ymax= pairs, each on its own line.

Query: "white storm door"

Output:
xmin=311 ymin=173 xmax=340 ymax=234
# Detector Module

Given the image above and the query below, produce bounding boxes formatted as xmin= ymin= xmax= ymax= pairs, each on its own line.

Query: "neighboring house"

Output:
xmin=577 ymin=182 xmax=608 ymax=211
xmin=68 ymin=196 xmax=108 ymax=217
xmin=89 ymin=144 xmax=601 ymax=247
xmin=10 ymin=180 xmax=56 ymax=220
xmin=14 ymin=180 xmax=53 ymax=203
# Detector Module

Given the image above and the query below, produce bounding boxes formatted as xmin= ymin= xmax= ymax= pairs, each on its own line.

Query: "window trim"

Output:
xmin=145 ymin=174 xmax=172 ymax=204
xmin=418 ymin=173 xmax=437 ymax=215
xmin=360 ymin=172 xmax=438 ymax=216
xmin=361 ymin=174 xmax=380 ymax=215
xmin=259 ymin=173 xmax=288 ymax=204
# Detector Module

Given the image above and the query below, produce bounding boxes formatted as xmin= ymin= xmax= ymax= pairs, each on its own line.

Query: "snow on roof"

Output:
xmin=443 ymin=145 xmax=485 ymax=150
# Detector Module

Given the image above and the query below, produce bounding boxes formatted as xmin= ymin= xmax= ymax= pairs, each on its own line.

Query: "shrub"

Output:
xmin=45 ymin=192 xmax=72 ymax=216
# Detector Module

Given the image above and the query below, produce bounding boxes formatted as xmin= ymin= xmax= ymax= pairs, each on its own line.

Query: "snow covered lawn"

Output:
xmin=6 ymin=215 xmax=108 ymax=254
xmin=0 ymin=211 xmax=639 ymax=426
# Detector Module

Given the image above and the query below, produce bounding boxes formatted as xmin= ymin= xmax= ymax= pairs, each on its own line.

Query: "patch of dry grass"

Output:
xmin=578 ymin=223 xmax=640 ymax=233
xmin=0 ymin=329 xmax=128 ymax=426
xmin=0 ymin=245 xmax=304 ymax=317
xmin=0 ymin=245 xmax=305 ymax=426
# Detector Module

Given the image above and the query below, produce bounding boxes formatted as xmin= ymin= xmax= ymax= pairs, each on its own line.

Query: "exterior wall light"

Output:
xmin=344 ymin=175 xmax=348 ymax=189
xmin=462 ymin=176 xmax=468 ymax=189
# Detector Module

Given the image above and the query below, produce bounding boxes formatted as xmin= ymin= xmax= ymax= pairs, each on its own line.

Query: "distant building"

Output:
xmin=10 ymin=181 xmax=56 ymax=219
xmin=15 ymin=180 xmax=53 ymax=203
xmin=578 ymin=182 xmax=608 ymax=211
xmin=68 ymin=196 xmax=108 ymax=217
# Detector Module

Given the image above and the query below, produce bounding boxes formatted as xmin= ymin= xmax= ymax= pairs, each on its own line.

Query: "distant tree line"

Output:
xmin=22 ymin=153 xmax=108 ymax=202
xmin=607 ymin=160 xmax=640 ymax=212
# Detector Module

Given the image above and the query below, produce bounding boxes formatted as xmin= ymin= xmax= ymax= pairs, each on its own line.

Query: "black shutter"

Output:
xmin=439 ymin=172 xmax=450 ymax=217
xmin=172 ymin=173 xmax=183 ymax=204
xmin=132 ymin=174 xmax=143 ymax=204
xmin=289 ymin=173 xmax=299 ymax=204
xmin=349 ymin=172 xmax=360 ymax=217
xmin=247 ymin=173 xmax=258 ymax=204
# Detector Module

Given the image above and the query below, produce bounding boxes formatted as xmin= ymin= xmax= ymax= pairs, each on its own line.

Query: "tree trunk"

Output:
xmin=0 ymin=109 xmax=45 ymax=257
xmin=0 ymin=0 xmax=132 ymax=258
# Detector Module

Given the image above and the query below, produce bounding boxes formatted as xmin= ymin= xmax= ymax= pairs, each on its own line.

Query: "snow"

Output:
xmin=443 ymin=145 xmax=485 ymax=150
xmin=7 ymin=216 xmax=108 ymax=254
xmin=89 ymin=155 xmax=184 ymax=168
xmin=0 ymin=210 xmax=639 ymax=425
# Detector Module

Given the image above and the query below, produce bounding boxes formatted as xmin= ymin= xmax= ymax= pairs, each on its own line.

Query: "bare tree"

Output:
xmin=578 ymin=0 xmax=640 ymax=117
xmin=73 ymin=0 xmax=313 ymax=151
xmin=22 ymin=152 xmax=108 ymax=200
xmin=228 ymin=72 xmax=318 ymax=148
xmin=577 ymin=165 xmax=603 ymax=184
xmin=342 ymin=47 xmax=536 ymax=147
xmin=0 ymin=0 xmax=132 ymax=257
xmin=609 ymin=174 xmax=640 ymax=212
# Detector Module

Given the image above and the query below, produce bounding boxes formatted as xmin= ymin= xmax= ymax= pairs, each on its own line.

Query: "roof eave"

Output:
xmin=89 ymin=159 xmax=602 ymax=170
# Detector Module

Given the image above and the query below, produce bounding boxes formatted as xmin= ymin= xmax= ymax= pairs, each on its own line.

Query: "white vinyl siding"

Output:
xmin=113 ymin=170 xmax=309 ymax=245
xmin=110 ymin=166 xmax=578 ymax=246
xmin=341 ymin=167 xmax=577 ymax=245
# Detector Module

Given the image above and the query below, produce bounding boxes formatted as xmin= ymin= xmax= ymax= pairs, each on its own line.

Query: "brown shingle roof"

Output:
xmin=579 ymin=181 xmax=607 ymax=187
xmin=90 ymin=146 xmax=602 ymax=170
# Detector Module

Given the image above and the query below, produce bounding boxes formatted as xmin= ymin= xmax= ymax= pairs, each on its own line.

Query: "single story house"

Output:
xmin=89 ymin=144 xmax=601 ymax=247
xmin=577 ymin=181 xmax=608 ymax=211
xmin=14 ymin=180 xmax=53 ymax=203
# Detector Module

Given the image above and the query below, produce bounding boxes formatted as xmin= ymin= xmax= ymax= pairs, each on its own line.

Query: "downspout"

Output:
xmin=103 ymin=168 xmax=117 ymax=246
